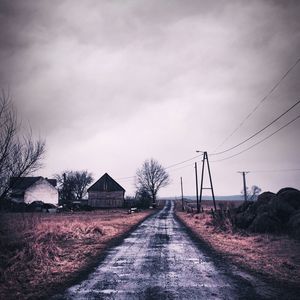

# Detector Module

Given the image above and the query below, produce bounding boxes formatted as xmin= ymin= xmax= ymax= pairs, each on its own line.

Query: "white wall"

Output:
xmin=24 ymin=178 xmax=58 ymax=205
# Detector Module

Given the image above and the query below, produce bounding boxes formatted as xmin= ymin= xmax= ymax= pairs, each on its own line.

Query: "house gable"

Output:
xmin=88 ymin=173 xmax=125 ymax=192
xmin=87 ymin=173 xmax=125 ymax=208
xmin=24 ymin=178 xmax=58 ymax=205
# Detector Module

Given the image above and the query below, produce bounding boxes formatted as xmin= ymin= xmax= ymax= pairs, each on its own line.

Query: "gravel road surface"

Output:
xmin=55 ymin=201 xmax=291 ymax=299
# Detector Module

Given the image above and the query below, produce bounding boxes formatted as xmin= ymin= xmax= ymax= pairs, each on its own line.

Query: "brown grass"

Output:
xmin=184 ymin=199 xmax=243 ymax=211
xmin=176 ymin=208 xmax=300 ymax=286
xmin=0 ymin=209 xmax=153 ymax=299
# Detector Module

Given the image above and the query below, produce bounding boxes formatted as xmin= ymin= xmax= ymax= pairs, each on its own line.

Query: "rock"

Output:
xmin=249 ymin=212 xmax=281 ymax=233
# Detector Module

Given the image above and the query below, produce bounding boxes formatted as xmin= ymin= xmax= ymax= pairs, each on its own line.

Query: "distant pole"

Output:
xmin=195 ymin=162 xmax=200 ymax=213
xmin=180 ymin=177 xmax=184 ymax=211
xmin=238 ymin=171 xmax=249 ymax=201
xmin=243 ymin=172 xmax=248 ymax=201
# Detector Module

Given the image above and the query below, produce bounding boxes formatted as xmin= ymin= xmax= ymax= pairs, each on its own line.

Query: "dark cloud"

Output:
xmin=0 ymin=0 xmax=299 ymax=195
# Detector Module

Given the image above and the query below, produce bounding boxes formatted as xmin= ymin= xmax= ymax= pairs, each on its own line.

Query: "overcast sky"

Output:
xmin=1 ymin=0 xmax=300 ymax=197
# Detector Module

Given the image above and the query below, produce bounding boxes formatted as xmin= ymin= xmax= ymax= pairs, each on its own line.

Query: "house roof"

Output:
xmin=87 ymin=173 xmax=125 ymax=192
xmin=10 ymin=177 xmax=57 ymax=191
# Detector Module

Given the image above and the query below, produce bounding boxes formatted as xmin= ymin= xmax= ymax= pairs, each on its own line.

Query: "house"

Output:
xmin=88 ymin=173 xmax=125 ymax=208
xmin=10 ymin=177 xmax=58 ymax=205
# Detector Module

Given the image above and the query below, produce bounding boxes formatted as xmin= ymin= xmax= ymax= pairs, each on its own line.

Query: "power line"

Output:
xmin=165 ymin=154 xmax=203 ymax=169
xmin=214 ymin=57 xmax=300 ymax=151
xmin=116 ymin=175 xmax=135 ymax=180
xmin=117 ymin=156 xmax=202 ymax=181
xmin=250 ymin=168 xmax=300 ymax=173
xmin=212 ymin=114 xmax=300 ymax=162
xmin=167 ymin=162 xmax=195 ymax=173
xmin=212 ymin=99 xmax=300 ymax=156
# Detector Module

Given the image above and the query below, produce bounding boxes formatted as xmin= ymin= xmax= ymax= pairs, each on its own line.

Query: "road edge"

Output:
xmin=174 ymin=211 xmax=300 ymax=300
xmin=48 ymin=209 xmax=158 ymax=299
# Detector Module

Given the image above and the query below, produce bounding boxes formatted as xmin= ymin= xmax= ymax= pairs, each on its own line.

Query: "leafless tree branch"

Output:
xmin=0 ymin=91 xmax=46 ymax=200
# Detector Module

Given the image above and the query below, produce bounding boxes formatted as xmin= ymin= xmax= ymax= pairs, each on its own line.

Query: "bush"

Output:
xmin=276 ymin=188 xmax=300 ymax=210
xmin=233 ymin=187 xmax=300 ymax=238
xmin=256 ymin=191 xmax=276 ymax=205
xmin=124 ymin=196 xmax=151 ymax=209
xmin=249 ymin=212 xmax=281 ymax=233
xmin=288 ymin=210 xmax=300 ymax=238
xmin=234 ymin=202 xmax=257 ymax=229
xmin=272 ymin=197 xmax=296 ymax=224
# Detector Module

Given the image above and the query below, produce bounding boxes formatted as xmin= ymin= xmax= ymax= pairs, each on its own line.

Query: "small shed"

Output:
xmin=88 ymin=173 xmax=125 ymax=208
xmin=10 ymin=177 xmax=58 ymax=205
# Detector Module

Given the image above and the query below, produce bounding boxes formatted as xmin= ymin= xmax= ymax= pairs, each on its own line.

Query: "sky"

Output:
xmin=1 ymin=0 xmax=300 ymax=198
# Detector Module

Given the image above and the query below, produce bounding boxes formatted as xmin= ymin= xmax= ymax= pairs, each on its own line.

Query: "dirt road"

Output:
xmin=55 ymin=201 xmax=292 ymax=299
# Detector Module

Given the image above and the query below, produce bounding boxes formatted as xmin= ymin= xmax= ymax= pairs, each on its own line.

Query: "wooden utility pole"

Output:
xmin=238 ymin=171 xmax=249 ymax=201
xmin=180 ymin=177 xmax=184 ymax=211
xmin=194 ymin=162 xmax=200 ymax=213
xmin=199 ymin=151 xmax=217 ymax=211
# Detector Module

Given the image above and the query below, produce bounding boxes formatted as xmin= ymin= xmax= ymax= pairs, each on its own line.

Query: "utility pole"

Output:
xmin=238 ymin=171 xmax=249 ymax=201
xmin=195 ymin=162 xmax=200 ymax=213
xmin=180 ymin=177 xmax=184 ymax=211
xmin=198 ymin=151 xmax=217 ymax=211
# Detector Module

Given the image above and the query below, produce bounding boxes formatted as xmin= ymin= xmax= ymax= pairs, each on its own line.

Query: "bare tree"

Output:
xmin=55 ymin=170 xmax=93 ymax=206
xmin=241 ymin=185 xmax=262 ymax=201
xmin=73 ymin=171 xmax=93 ymax=200
xmin=0 ymin=91 xmax=45 ymax=200
xmin=136 ymin=158 xmax=170 ymax=205
xmin=248 ymin=185 xmax=261 ymax=201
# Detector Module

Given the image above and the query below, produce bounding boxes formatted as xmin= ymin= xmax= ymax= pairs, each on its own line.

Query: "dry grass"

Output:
xmin=0 ymin=209 xmax=153 ymax=299
xmin=176 ymin=209 xmax=300 ymax=286
xmin=184 ymin=199 xmax=243 ymax=212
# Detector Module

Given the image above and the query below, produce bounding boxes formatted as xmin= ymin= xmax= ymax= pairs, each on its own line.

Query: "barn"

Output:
xmin=88 ymin=173 xmax=125 ymax=208
xmin=10 ymin=177 xmax=58 ymax=205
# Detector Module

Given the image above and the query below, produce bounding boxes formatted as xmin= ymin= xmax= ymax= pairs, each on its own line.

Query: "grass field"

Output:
xmin=182 ymin=199 xmax=244 ymax=212
xmin=0 ymin=209 xmax=153 ymax=299
xmin=176 ymin=201 xmax=300 ymax=287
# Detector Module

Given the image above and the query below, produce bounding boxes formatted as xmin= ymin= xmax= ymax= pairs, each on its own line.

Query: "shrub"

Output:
xmin=233 ymin=187 xmax=300 ymax=238
xmin=249 ymin=212 xmax=281 ymax=233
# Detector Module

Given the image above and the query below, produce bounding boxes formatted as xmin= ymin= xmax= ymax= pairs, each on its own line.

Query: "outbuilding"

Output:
xmin=88 ymin=173 xmax=125 ymax=208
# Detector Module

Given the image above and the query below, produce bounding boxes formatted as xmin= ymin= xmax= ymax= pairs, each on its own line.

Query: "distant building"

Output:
xmin=88 ymin=173 xmax=125 ymax=208
xmin=10 ymin=177 xmax=58 ymax=205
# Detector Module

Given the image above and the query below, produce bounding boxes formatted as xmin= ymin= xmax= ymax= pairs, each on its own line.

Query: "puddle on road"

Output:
xmin=98 ymin=289 xmax=117 ymax=294
xmin=156 ymin=233 xmax=170 ymax=241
